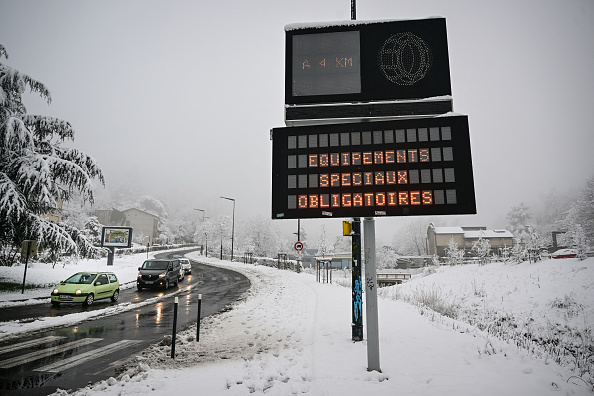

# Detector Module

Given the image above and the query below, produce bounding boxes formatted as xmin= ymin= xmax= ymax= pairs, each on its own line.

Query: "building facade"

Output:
xmin=427 ymin=223 xmax=514 ymax=258
xmin=95 ymin=208 xmax=160 ymax=244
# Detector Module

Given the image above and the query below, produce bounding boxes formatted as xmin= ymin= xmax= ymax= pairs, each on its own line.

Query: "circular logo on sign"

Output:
xmin=378 ymin=32 xmax=433 ymax=86
xmin=294 ymin=242 xmax=304 ymax=251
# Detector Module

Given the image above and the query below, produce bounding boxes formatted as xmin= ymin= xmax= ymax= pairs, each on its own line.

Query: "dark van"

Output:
xmin=137 ymin=259 xmax=181 ymax=290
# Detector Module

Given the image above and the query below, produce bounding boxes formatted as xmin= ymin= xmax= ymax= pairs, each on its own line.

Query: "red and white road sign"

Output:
xmin=294 ymin=241 xmax=304 ymax=251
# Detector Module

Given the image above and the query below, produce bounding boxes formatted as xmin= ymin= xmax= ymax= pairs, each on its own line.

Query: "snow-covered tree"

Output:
xmin=471 ymin=235 xmax=491 ymax=265
xmin=393 ymin=218 xmax=431 ymax=255
xmin=136 ymin=195 xmax=168 ymax=218
xmin=445 ymin=237 xmax=464 ymax=265
xmin=561 ymin=176 xmax=594 ymax=248
xmin=81 ymin=216 xmax=103 ymax=247
xmin=523 ymin=225 xmax=543 ymax=263
xmin=510 ymin=237 xmax=524 ymax=263
xmin=316 ymin=224 xmax=332 ymax=258
xmin=376 ymin=244 xmax=400 ymax=269
xmin=0 ymin=45 xmax=105 ymax=266
xmin=235 ymin=215 xmax=279 ymax=258
xmin=565 ymin=223 xmax=588 ymax=260
xmin=506 ymin=202 xmax=532 ymax=240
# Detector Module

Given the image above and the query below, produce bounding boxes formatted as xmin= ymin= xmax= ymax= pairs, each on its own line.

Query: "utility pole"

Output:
xmin=349 ymin=0 xmax=363 ymax=344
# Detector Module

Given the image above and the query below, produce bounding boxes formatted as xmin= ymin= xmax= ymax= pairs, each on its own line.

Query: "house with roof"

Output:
xmin=427 ymin=223 xmax=514 ymax=258
xmin=95 ymin=207 xmax=161 ymax=244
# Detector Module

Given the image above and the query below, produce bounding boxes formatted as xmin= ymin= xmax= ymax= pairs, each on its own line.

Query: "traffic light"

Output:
xmin=343 ymin=221 xmax=353 ymax=236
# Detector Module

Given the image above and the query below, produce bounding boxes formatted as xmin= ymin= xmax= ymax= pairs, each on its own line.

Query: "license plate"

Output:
xmin=59 ymin=295 xmax=72 ymax=300
xmin=144 ymin=281 xmax=153 ymax=284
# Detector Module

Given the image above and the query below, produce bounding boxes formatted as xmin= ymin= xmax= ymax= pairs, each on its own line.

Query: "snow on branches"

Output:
xmin=0 ymin=44 xmax=104 ymax=265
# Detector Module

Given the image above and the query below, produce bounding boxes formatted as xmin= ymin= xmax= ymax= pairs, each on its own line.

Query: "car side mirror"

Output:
xmin=168 ymin=265 xmax=173 ymax=271
xmin=138 ymin=267 xmax=141 ymax=271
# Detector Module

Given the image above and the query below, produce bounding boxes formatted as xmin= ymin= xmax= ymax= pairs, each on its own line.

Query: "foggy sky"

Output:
xmin=1 ymin=0 xmax=593 ymax=240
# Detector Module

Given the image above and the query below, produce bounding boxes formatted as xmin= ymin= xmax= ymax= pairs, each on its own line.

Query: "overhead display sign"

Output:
xmin=271 ymin=115 xmax=476 ymax=219
xmin=285 ymin=18 xmax=451 ymax=105
xmin=101 ymin=227 xmax=133 ymax=248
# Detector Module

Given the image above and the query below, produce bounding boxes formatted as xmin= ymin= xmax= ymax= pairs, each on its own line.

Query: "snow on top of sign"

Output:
xmin=285 ymin=16 xmax=444 ymax=31
xmin=436 ymin=111 xmax=465 ymax=117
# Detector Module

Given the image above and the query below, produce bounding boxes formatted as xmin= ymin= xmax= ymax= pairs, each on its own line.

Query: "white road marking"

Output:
xmin=0 ymin=336 xmax=66 ymax=355
xmin=0 ymin=338 xmax=102 ymax=369
xmin=35 ymin=339 xmax=143 ymax=373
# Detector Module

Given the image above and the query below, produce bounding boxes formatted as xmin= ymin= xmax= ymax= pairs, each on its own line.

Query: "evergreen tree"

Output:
xmin=506 ymin=202 xmax=532 ymax=239
xmin=0 ymin=45 xmax=104 ymax=265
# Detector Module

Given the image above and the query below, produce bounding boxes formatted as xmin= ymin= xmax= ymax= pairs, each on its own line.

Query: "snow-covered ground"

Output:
xmin=0 ymin=251 xmax=592 ymax=395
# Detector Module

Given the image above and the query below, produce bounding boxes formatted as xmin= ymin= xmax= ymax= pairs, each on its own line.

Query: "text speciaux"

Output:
xmin=287 ymin=143 xmax=459 ymax=210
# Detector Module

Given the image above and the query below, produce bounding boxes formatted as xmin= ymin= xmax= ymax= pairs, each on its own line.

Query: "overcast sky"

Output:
xmin=1 ymin=0 xmax=593 ymax=240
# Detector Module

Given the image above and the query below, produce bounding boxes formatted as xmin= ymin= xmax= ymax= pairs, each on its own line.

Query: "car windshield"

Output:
xmin=141 ymin=261 xmax=169 ymax=270
xmin=65 ymin=273 xmax=97 ymax=284
xmin=180 ymin=259 xmax=189 ymax=264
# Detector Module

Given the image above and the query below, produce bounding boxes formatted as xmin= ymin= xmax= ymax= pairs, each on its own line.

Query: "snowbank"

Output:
xmin=50 ymin=254 xmax=593 ymax=395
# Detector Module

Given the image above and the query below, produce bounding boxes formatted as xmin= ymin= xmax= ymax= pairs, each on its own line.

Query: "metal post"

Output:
xmin=352 ymin=218 xmax=363 ymax=341
xmin=231 ymin=200 xmax=235 ymax=261
xmin=21 ymin=241 xmax=31 ymax=294
xmin=220 ymin=196 xmax=235 ymax=261
xmin=107 ymin=246 xmax=115 ymax=266
xmin=363 ymin=217 xmax=381 ymax=372
xmin=351 ymin=0 xmax=356 ymax=20
xmin=171 ymin=297 xmax=178 ymax=358
xmin=196 ymin=294 xmax=202 ymax=342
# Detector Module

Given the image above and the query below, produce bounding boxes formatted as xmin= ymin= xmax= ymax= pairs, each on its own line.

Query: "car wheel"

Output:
xmin=111 ymin=289 xmax=119 ymax=302
xmin=164 ymin=279 xmax=169 ymax=290
xmin=84 ymin=293 xmax=94 ymax=306
xmin=137 ymin=284 xmax=142 ymax=291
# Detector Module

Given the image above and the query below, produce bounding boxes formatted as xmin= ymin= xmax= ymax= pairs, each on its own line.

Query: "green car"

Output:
xmin=51 ymin=272 xmax=120 ymax=306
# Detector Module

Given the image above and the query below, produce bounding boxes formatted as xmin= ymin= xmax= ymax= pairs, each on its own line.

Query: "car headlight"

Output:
xmin=137 ymin=273 xmax=142 ymax=278
xmin=159 ymin=272 xmax=166 ymax=278
xmin=75 ymin=290 xmax=82 ymax=295
xmin=53 ymin=288 xmax=59 ymax=294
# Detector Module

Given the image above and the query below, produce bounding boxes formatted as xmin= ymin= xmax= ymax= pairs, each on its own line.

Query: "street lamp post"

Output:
xmin=220 ymin=196 xmax=235 ymax=261
xmin=194 ymin=208 xmax=207 ymax=255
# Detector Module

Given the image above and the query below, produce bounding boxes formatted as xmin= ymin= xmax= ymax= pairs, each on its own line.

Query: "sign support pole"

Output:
xmin=363 ymin=217 xmax=381 ymax=372
xmin=107 ymin=246 xmax=115 ymax=266
xmin=351 ymin=218 xmax=363 ymax=341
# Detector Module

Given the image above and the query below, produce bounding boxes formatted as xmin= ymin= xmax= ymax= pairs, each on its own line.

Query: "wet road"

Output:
xmin=0 ymin=251 xmax=250 ymax=395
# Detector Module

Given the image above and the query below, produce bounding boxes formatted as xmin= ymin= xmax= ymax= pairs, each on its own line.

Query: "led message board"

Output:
xmin=101 ymin=227 xmax=133 ymax=248
xmin=285 ymin=18 xmax=451 ymax=105
xmin=271 ymin=115 xmax=475 ymax=219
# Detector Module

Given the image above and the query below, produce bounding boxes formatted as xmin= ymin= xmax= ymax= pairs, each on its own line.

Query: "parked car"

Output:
xmin=51 ymin=272 xmax=119 ymax=306
xmin=551 ymin=249 xmax=578 ymax=259
xmin=137 ymin=259 xmax=181 ymax=290
xmin=179 ymin=258 xmax=192 ymax=275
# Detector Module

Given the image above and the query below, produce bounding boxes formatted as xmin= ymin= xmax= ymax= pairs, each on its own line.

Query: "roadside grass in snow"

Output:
xmin=368 ymin=262 xmax=594 ymax=390
xmin=0 ymin=281 xmax=49 ymax=292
